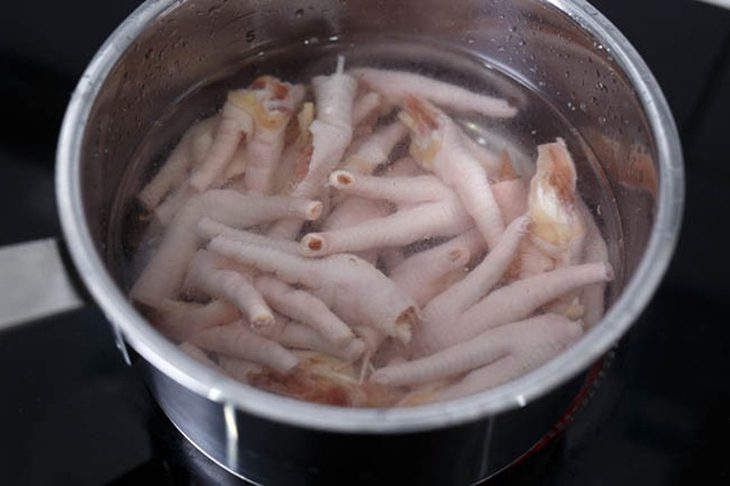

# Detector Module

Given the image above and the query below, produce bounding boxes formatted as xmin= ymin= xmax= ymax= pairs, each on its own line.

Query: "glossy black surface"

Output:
xmin=1 ymin=1 xmax=729 ymax=484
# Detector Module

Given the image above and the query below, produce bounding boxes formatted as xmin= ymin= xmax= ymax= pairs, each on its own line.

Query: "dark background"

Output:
xmin=1 ymin=1 xmax=729 ymax=484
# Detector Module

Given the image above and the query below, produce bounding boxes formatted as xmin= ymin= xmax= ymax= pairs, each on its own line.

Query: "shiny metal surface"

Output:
xmin=0 ymin=239 xmax=83 ymax=330
xmin=140 ymin=349 xmax=590 ymax=484
xmin=55 ymin=0 xmax=683 ymax=483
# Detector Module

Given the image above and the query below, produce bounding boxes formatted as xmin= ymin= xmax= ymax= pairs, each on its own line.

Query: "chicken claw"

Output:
xmin=372 ymin=314 xmax=581 ymax=387
xmin=208 ymin=238 xmax=417 ymax=344
xmin=528 ymin=138 xmax=587 ymax=266
xmin=400 ymin=96 xmax=506 ymax=248
xmin=351 ymin=68 xmax=517 ymax=118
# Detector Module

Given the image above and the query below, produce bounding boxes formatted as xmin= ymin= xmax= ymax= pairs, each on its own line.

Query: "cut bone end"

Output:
xmin=329 ymin=170 xmax=355 ymax=188
xmin=250 ymin=312 xmax=276 ymax=329
xmin=305 ymin=201 xmax=324 ymax=220
xmin=300 ymin=233 xmax=326 ymax=256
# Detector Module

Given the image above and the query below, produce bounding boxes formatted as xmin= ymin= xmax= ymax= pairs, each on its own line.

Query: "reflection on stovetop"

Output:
xmin=1 ymin=0 xmax=729 ymax=485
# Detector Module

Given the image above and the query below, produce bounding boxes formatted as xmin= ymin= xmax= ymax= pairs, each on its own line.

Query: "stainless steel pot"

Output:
xmin=0 ymin=0 xmax=683 ymax=484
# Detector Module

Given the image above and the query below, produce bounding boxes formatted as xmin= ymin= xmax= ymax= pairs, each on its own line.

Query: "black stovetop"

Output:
xmin=1 ymin=1 xmax=729 ymax=485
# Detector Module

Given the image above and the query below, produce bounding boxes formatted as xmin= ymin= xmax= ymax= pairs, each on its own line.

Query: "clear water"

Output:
xmin=111 ymin=37 xmax=623 ymax=406
xmin=116 ymin=37 xmax=622 ymax=280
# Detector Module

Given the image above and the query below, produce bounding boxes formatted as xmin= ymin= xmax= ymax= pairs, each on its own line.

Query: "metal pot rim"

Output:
xmin=56 ymin=0 xmax=684 ymax=434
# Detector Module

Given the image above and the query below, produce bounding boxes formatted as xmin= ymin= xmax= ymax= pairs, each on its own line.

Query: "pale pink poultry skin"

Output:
xmin=272 ymin=102 xmax=315 ymax=194
xmin=384 ymin=155 xmax=426 ymax=177
xmin=154 ymin=183 xmax=195 ymax=227
xmin=400 ymin=96 xmax=506 ymax=249
xmin=130 ymin=191 xmax=322 ymax=306
xmin=149 ymin=299 xmax=239 ymax=342
xmin=189 ymin=76 xmax=303 ymax=193
xmin=191 ymin=321 xmax=299 ymax=373
xmin=459 ymin=130 xmax=504 ymax=178
xmin=138 ymin=116 xmax=219 ymax=210
xmin=372 ymin=314 xmax=581 ymax=387
xmin=179 ymin=342 xmax=220 ymax=367
xmin=380 ymin=248 xmax=406 ymax=272
xmin=341 ymin=120 xmax=409 ymax=175
xmin=147 ymin=116 xmax=222 ymax=226
xmin=350 ymin=68 xmax=518 ymax=118
xmin=389 ymin=245 xmax=471 ymax=308
xmin=329 ymin=171 xmax=452 ymax=205
xmin=323 ymin=196 xmax=391 ymax=231
xmin=302 ymin=193 xmax=472 ymax=257
xmin=130 ymin=60 xmax=620 ymax=408
xmin=254 ymin=275 xmax=356 ymax=347
xmin=352 ymin=325 xmax=388 ymax=364
xmin=268 ymin=56 xmax=357 ymax=240
xmin=473 ymin=174 xmax=554 ymax=279
xmin=208 ymin=237 xmax=417 ymax=344
xmin=182 ymin=250 xmax=274 ymax=328
xmin=351 ymin=91 xmax=382 ymax=127
xmin=301 ymin=171 xmax=471 ymax=256
xmin=320 ymin=196 xmax=391 ymax=264
xmin=527 ymin=138 xmax=587 ymax=266
xmin=385 ymin=228 xmax=488 ymax=312
xmin=491 ymin=178 xmax=528 ymax=223
xmin=416 ymin=262 xmax=614 ymax=354
xmin=218 ymin=357 xmax=263 ymax=382
xmin=422 ymin=215 xmax=530 ymax=327
xmin=301 ymin=170 xmax=531 ymax=258
xmin=525 ymin=138 xmax=590 ymax=317
xmin=187 ymin=93 xmax=254 ymax=192
xmin=577 ymin=199 xmax=610 ymax=327
xmin=241 ymin=77 xmax=305 ymax=194
xmin=434 ymin=314 xmax=584 ymax=400
xmin=196 ymin=218 xmax=301 ymax=254
xmin=257 ymin=315 xmax=366 ymax=362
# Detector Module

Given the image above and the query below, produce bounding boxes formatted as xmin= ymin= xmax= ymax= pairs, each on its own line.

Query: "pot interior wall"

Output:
xmin=80 ymin=0 xmax=656 ymax=301
xmin=73 ymin=0 xmax=662 ymax=482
